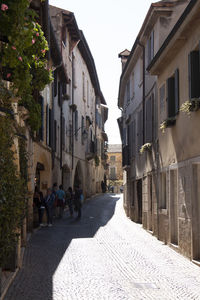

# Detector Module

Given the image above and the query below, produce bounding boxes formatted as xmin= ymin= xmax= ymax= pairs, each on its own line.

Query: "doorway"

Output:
xmin=137 ymin=179 xmax=142 ymax=223
xmin=170 ymin=170 xmax=178 ymax=245
xmin=192 ymin=164 xmax=200 ymax=260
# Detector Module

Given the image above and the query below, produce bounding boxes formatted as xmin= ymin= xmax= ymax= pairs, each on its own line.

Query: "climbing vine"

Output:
xmin=0 ymin=0 xmax=51 ymax=267
xmin=0 ymin=0 xmax=53 ymax=131
xmin=0 ymin=116 xmax=27 ymax=267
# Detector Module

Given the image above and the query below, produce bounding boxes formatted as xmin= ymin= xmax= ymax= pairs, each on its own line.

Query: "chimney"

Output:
xmin=118 ymin=49 xmax=130 ymax=71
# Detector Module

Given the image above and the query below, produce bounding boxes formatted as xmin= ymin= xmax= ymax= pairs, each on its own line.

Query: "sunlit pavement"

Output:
xmin=4 ymin=193 xmax=200 ymax=300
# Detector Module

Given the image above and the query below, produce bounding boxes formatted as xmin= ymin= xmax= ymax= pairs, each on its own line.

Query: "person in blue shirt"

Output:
xmin=56 ymin=184 xmax=65 ymax=218
xmin=44 ymin=188 xmax=56 ymax=226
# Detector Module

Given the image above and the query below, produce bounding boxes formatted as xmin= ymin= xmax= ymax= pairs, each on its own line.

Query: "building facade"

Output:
xmin=117 ymin=0 xmax=200 ymax=261
xmin=107 ymin=144 xmax=123 ymax=193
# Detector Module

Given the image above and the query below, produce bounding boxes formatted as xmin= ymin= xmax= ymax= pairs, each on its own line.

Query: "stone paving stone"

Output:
xmin=4 ymin=194 xmax=200 ymax=300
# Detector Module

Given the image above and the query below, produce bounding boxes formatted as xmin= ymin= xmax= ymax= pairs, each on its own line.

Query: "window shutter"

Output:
xmin=49 ymin=108 xmax=52 ymax=147
xmin=39 ymin=96 xmax=44 ymax=141
xmin=188 ymin=51 xmax=200 ymax=99
xmin=167 ymin=77 xmax=175 ymax=118
xmin=62 ymin=117 xmax=65 ymax=149
xmin=46 ymin=104 xmax=49 ymax=145
xmin=174 ymin=69 xmax=179 ymax=115
xmin=62 ymin=82 xmax=66 ymax=95
xmin=75 ymin=110 xmax=78 ymax=139
xmin=146 ymin=97 xmax=152 ymax=143
xmin=132 ymin=119 xmax=136 ymax=157
xmin=54 ymin=120 xmax=57 ymax=152
xmin=54 ymin=70 xmax=57 ymax=97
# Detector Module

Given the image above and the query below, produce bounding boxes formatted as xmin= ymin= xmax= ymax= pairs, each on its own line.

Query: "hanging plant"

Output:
xmin=94 ymin=155 xmax=100 ymax=167
xmin=140 ymin=143 xmax=152 ymax=154
xmin=0 ymin=0 xmax=53 ymax=131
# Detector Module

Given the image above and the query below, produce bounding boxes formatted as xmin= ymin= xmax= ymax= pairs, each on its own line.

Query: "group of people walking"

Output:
xmin=33 ymin=184 xmax=83 ymax=227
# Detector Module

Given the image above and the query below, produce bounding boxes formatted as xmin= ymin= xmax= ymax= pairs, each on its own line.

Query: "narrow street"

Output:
xmin=4 ymin=193 xmax=200 ymax=300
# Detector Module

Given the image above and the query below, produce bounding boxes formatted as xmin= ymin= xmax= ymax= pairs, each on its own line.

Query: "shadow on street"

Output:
xmin=4 ymin=193 xmax=121 ymax=300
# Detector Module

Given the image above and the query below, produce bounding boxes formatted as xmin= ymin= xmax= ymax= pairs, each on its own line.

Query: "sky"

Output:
xmin=49 ymin=0 xmax=154 ymax=144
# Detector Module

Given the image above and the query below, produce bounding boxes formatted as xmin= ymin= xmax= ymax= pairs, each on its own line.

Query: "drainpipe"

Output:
xmin=60 ymin=83 xmax=63 ymax=170
xmin=138 ymin=41 xmax=145 ymax=144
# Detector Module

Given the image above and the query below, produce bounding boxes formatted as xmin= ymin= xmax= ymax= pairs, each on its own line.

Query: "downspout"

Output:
xmin=138 ymin=41 xmax=145 ymax=144
xmin=60 ymin=83 xmax=63 ymax=170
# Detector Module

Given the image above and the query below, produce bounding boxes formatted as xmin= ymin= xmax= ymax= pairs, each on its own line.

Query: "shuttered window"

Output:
xmin=39 ymin=96 xmax=44 ymax=141
xmin=188 ymin=51 xmax=200 ymax=99
xmin=49 ymin=108 xmax=52 ymax=148
xmin=137 ymin=110 xmax=143 ymax=151
xmin=62 ymin=117 xmax=65 ymax=150
xmin=145 ymin=96 xmax=153 ymax=143
xmin=54 ymin=120 xmax=57 ymax=152
xmin=75 ymin=110 xmax=78 ymax=140
xmin=147 ymin=31 xmax=154 ymax=65
xmin=167 ymin=69 xmax=179 ymax=118
xmin=46 ymin=104 xmax=49 ymax=145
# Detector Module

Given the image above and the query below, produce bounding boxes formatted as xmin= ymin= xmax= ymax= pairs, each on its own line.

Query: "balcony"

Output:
xmin=122 ymin=145 xmax=130 ymax=169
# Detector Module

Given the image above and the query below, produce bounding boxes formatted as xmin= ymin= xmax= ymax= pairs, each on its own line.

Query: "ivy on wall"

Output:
xmin=0 ymin=0 xmax=53 ymax=131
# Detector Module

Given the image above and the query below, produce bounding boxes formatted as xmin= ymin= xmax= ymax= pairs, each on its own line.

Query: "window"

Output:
xmin=110 ymin=156 xmax=116 ymax=162
xmin=46 ymin=104 xmax=49 ymax=145
xmin=54 ymin=120 xmax=57 ymax=152
xmin=81 ymin=116 xmax=84 ymax=144
xmin=167 ymin=69 xmax=179 ymax=118
xmin=160 ymin=172 xmax=167 ymax=209
xmin=87 ymin=81 xmax=89 ymax=107
xmin=75 ymin=110 xmax=78 ymax=140
xmin=147 ymin=31 xmax=154 ymax=65
xmin=82 ymin=72 xmax=85 ymax=101
xmin=49 ymin=108 xmax=52 ymax=147
xmin=137 ymin=110 xmax=143 ymax=152
xmin=62 ymin=117 xmax=65 ymax=150
xmin=145 ymin=95 xmax=153 ymax=143
xmin=160 ymin=84 xmax=165 ymax=121
xmin=39 ymin=96 xmax=44 ymax=141
xmin=110 ymin=167 xmax=116 ymax=180
xmin=126 ymin=79 xmax=130 ymax=103
xmin=188 ymin=51 xmax=200 ymax=99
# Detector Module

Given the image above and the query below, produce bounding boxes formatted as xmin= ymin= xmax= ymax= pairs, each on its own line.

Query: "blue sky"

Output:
xmin=49 ymin=0 xmax=154 ymax=144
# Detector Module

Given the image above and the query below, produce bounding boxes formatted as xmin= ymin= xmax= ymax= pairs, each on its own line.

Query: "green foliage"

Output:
xmin=140 ymin=143 xmax=152 ymax=154
xmin=0 ymin=0 xmax=52 ymax=131
xmin=0 ymin=116 xmax=27 ymax=267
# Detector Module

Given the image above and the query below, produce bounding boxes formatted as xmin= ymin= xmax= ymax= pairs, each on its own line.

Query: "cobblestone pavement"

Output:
xmin=4 ymin=194 xmax=200 ymax=300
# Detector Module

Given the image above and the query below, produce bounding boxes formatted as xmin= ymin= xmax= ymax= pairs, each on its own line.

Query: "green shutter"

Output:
xmin=188 ymin=51 xmax=200 ymax=99
xmin=174 ymin=69 xmax=179 ymax=115
xmin=167 ymin=77 xmax=175 ymax=118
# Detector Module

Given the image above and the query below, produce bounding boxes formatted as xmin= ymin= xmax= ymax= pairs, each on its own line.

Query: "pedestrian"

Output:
xmin=65 ymin=186 xmax=74 ymax=217
xmin=74 ymin=186 xmax=82 ymax=220
xmin=33 ymin=186 xmax=45 ymax=227
xmin=52 ymin=182 xmax=57 ymax=217
xmin=56 ymin=184 xmax=65 ymax=218
xmin=101 ymin=180 xmax=106 ymax=193
xmin=44 ymin=188 xmax=56 ymax=227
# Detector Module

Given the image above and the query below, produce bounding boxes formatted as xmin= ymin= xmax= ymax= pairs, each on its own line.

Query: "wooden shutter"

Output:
xmin=46 ymin=104 xmax=49 ymax=145
xmin=167 ymin=77 xmax=175 ymax=118
xmin=62 ymin=117 xmax=65 ymax=149
xmin=39 ymin=96 xmax=44 ymax=141
xmin=146 ymin=97 xmax=152 ymax=143
xmin=174 ymin=69 xmax=179 ymax=115
xmin=150 ymin=31 xmax=154 ymax=60
xmin=188 ymin=51 xmax=200 ymax=99
xmin=54 ymin=120 xmax=57 ymax=152
xmin=49 ymin=108 xmax=52 ymax=147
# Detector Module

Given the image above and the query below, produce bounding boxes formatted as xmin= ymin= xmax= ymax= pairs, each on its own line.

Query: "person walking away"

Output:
xmin=56 ymin=185 xmax=65 ymax=218
xmin=74 ymin=186 xmax=82 ymax=220
xmin=65 ymin=187 xmax=74 ymax=217
xmin=33 ymin=187 xmax=45 ymax=227
xmin=45 ymin=188 xmax=56 ymax=226
xmin=52 ymin=182 xmax=57 ymax=217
